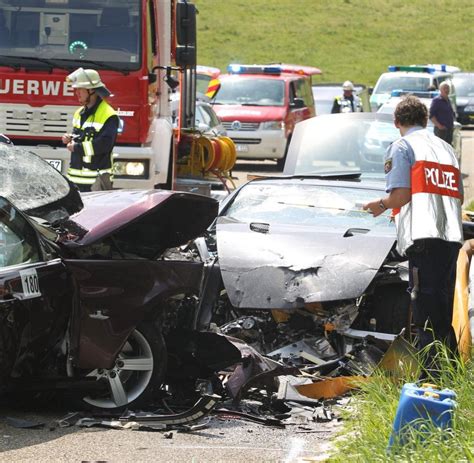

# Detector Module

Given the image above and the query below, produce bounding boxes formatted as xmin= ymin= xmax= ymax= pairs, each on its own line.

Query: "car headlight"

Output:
xmin=464 ymin=105 xmax=474 ymax=112
xmin=113 ymin=160 xmax=149 ymax=179
xmin=260 ymin=120 xmax=284 ymax=130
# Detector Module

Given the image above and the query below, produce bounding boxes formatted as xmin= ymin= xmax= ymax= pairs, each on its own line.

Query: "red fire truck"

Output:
xmin=0 ymin=0 xmax=225 ymax=191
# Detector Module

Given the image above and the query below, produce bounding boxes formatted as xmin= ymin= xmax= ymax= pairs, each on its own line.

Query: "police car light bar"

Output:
xmin=388 ymin=65 xmax=436 ymax=74
xmin=227 ymin=64 xmax=281 ymax=75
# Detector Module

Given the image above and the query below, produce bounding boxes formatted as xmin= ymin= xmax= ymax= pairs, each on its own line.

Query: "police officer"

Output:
xmin=62 ymin=68 xmax=118 ymax=192
xmin=363 ymin=95 xmax=463 ymax=376
xmin=331 ymin=81 xmax=362 ymax=113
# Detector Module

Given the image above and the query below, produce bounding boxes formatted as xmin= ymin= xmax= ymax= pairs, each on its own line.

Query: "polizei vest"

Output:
xmin=67 ymin=100 xmax=116 ymax=186
xmin=394 ymin=129 xmax=463 ymax=256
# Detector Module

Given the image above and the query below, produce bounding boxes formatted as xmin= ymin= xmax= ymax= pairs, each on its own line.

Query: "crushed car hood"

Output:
xmin=216 ymin=217 xmax=396 ymax=309
xmin=0 ymin=144 xmax=83 ymax=223
xmin=65 ymin=190 xmax=218 ymax=253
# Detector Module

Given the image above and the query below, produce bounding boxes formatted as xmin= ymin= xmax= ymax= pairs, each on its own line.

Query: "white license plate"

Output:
xmin=235 ymin=144 xmax=249 ymax=153
xmin=45 ymin=159 xmax=62 ymax=171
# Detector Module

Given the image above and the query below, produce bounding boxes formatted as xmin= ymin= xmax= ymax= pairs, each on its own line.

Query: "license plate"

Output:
xmin=235 ymin=144 xmax=249 ymax=153
xmin=45 ymin=159 xmax=62 ymax=171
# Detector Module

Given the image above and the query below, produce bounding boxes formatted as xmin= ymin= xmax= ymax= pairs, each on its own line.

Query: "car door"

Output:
xmin=0 ymin=196 xmax=74 ymax=380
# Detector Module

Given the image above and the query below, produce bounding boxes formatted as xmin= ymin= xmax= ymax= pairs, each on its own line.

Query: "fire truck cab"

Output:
xmin=0 ymin=0 xmax=200 ymax=190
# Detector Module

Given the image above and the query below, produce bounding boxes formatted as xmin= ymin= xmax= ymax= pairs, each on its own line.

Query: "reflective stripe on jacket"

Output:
xmin=394 ymin=129 xmax=463 ymax=255
xmin=67 ymin=100 xmax=116 ymax=183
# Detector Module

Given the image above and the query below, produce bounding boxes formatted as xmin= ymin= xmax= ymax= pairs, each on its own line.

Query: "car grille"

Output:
xmin=222 ymin=121 xmax=260 ymax=131
xmin=0 ymin=103 xmax=73 ymax=137
xmin=231 ymin=138 xmax=261 ymax=144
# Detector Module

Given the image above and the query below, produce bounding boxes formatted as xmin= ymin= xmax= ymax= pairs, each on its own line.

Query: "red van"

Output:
xmin=212 ymin=64 xmax=322 ymax=169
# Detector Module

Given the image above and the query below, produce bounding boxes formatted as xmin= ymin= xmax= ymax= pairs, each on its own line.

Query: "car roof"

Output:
xmin=377 ymin=71 xmax=451 ymax=79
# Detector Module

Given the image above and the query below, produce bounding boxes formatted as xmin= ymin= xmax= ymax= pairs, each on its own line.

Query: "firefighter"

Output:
xmin=62 ymin=68 xmax=118 ymax=192
xmin=331 ymin=81 xmax=362 ymax=113
xmin=363 ymin=95 xmax=463 ymax=377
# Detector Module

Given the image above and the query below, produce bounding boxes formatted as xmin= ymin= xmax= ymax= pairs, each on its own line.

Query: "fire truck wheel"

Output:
xmin=81 ymin=322 xmax=167 ymax=411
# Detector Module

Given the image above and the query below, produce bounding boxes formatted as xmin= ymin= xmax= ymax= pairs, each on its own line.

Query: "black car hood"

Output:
xmin=0 ymin=144 xmax=83 ymax=224
xmin=216 ymin=217 xmax=396 ymax=309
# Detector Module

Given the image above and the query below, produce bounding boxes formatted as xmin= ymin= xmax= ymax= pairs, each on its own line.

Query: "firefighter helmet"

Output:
xmin=66 ymin=68 xmax=112 ymax=97
xmin=342 ymin=80 xmax=355 ymax=91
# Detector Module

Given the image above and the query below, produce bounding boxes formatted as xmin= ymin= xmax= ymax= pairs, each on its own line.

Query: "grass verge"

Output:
xmin=330 ymin=342 xmax=474 ymax=462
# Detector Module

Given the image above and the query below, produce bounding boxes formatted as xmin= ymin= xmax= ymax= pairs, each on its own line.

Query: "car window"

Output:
xmin=223 ymin=183 xmax=392 ymax=228
xmin=453 ymin=74 xmax=474 ymax=97
xmin=215 ymin=78 xmax=285 ymax=106
xmin=294 ymin=78 xmax=313 ymax=107
xmin=0 ymin=198 xmax=41 ymax=268
xmin=375 ymin=75 xmax=431 ymax=93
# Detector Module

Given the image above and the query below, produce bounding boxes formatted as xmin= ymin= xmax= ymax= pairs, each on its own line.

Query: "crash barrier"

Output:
xmin=177 ymin=134 xmax=237 ymax=191
xmin=388 ymin=383 xmax=457 ymax=449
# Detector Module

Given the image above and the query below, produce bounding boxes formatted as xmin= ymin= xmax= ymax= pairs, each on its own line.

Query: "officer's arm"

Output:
xmin=72 ymin=116 xmax=119 ymax=157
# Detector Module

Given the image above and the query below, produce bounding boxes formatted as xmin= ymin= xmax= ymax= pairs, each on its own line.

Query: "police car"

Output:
xmin=377 ymin=90 xmax=462 ymax=165
xmin=370 ymin=65 xmax=455 ymax=110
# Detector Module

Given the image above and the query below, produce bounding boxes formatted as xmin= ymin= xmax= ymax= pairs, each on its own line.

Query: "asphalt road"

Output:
xmin=0 ymin=403 xmax=342 ymax=462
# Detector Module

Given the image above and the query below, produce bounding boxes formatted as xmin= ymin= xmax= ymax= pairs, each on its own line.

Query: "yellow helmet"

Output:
xmin=66 ymin=68 xmax=112 ymax=97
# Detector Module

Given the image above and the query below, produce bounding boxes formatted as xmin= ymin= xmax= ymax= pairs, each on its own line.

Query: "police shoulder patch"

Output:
xmin=384 ymin=159 xmax=392 ymax=174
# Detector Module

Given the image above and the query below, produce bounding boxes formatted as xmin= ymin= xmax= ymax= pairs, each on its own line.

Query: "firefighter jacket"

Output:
xmin=394 ymin=129 xmax=463 ymax=256
xmin=67 ymin=99 xmax=118 ymax=186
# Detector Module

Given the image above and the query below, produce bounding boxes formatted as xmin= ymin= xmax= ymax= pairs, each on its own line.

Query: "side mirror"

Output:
xmin=148 ymin=72 xmax=157 ymax=84
xmin=290 ymin=98 xmax=305 ymax=109
xmin=176 ymin=1 xmax=196 ymax=47
xmin=368 ymin=86 xmax=374 ymax=96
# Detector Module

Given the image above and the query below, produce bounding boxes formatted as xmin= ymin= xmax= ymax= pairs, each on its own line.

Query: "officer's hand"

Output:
xmin=62 ymin=133 xmax=72 ymax=144
xmin=66 ymin=141 xmax=75 ymax=152
xmin=363 ymin=200 xmax=383 ymax=217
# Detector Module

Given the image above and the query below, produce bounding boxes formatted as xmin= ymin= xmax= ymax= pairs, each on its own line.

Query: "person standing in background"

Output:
xmin=429 ymin=81 xmax=455 ymax=145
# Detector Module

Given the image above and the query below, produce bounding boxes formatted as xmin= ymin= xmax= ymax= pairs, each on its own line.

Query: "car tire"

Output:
xmin=276 ymin=137 xmax=291 ymax=171
xmin=81 ymin=322 xmax=167 ymax=411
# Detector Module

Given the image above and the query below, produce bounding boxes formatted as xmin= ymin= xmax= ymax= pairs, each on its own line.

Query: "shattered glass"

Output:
xmin=0 ymin=145 xmax=70 ymax=211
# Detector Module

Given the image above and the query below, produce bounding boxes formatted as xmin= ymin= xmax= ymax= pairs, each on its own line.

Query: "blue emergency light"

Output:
xmin=388 ymin=65 xmax=436 ymax=74
xmin=227 ymin=64 xmax=281 ymax=75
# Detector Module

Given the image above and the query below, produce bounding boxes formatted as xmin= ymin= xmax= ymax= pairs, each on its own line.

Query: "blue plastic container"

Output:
xmin=388 ymin=383 xmax=457 ymax=448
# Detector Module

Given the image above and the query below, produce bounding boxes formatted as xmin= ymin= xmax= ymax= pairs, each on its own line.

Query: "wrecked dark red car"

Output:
xmin=0 ymin=145 xmax=218 ymax=410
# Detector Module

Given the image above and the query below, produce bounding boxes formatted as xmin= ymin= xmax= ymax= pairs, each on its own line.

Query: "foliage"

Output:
xmin=194 ymin=0 xmax=473 ymax=87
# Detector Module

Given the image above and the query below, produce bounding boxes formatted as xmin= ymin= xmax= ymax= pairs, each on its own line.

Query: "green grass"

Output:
xmin=330 ymin=343 xmax=474 ymax=462
xmin=194 ymin=0 xmax=474 ymax=87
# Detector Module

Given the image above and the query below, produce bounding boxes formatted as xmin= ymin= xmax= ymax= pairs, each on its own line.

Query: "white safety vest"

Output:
xmin=394 ymin=129 xmax=463 ymax=256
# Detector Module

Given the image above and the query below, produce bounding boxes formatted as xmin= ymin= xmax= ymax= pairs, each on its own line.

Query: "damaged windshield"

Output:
xmin=223 ymin=182 xmax=393 ymax=228
xmin=0 ymin=144 xmax=70 ymax=211
xmin=0 ymin=0 xmax=141 ymax=70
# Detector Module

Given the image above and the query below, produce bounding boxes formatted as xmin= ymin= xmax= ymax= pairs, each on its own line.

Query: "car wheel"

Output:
xmin=276 ymin=137 xmax=291 ymax=171
xmin=82 ymin=322 xmax=167 ymax=411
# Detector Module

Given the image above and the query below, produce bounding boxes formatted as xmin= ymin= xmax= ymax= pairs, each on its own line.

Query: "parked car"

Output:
xmin=452 ymin=72 xmax=474 ymax=126
xmin=312 ymin=82 xmax=372 ymax=115
xmin=370 ymin=65 xmax=455 ymax=110
xmin=212 ymin=64 xmax=321 ymax=169
xmin=0 ymin=144 xmax=219 ymax=410
xmin=377 ymin=92 xmax=463 ymax=165
xmin=171 ymin=93 xmax=226 ymax=137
